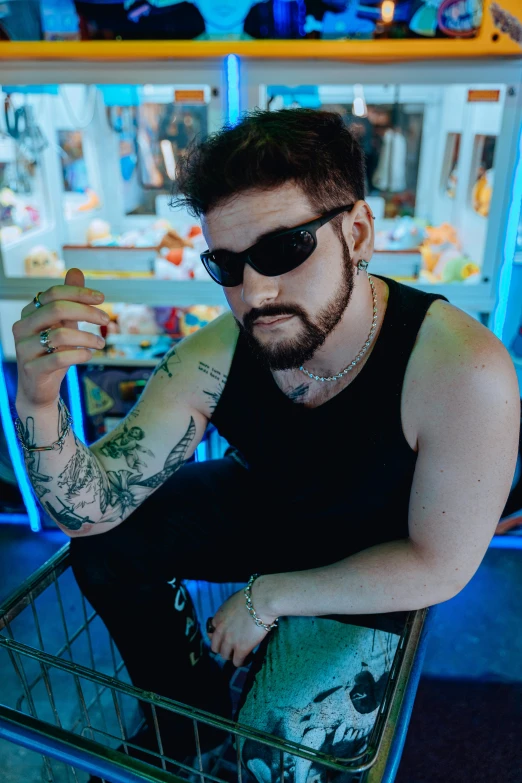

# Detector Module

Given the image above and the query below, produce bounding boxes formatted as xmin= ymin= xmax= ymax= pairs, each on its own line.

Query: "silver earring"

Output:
xmin=357 ymin=259 xmax=369 ymax=275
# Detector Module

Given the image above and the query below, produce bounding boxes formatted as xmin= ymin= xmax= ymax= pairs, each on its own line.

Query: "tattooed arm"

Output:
xmin=16 ymin=312 xmax=238 ymax=537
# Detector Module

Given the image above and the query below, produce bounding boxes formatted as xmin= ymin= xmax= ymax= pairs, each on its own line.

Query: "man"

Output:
xmin=13 ymin=109 xmax=520 ymax=782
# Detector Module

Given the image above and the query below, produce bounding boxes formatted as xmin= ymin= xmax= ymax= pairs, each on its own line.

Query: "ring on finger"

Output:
xmin=33 ymin=292 xmax=44 ymax=309
xmin=40 ymin=328 xmax=56 ymax=354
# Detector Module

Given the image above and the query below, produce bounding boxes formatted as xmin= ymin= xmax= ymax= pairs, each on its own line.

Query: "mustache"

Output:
xmin=243 ymin=303 xmax=308 ymax=332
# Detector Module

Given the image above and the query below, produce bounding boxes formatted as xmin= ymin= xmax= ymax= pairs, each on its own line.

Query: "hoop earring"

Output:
xmin=357 ymin=259 xmax=369 ymax=275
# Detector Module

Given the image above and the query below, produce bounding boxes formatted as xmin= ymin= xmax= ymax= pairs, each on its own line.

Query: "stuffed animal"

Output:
xmin=24 ymin=246 xmax=66 ymax=277
xmin=472 ymin=169 xmax=493 ymax=217
xmin=76 ymin=188 xmax=101 ymax=212
xmin=420 ymin=223 xmax=460 ymax=274
xmin=433 ymin=251 xmax=480 ymax=284
xmin=179 ymin=305 xmax=222 ymax=337
xmin=116 ymin=304 xmax=159 ymax=335
xmin=182 ymin=225 xmax=210 ymax=280
xmin=86 ymin=218 xmax=113 ymax=245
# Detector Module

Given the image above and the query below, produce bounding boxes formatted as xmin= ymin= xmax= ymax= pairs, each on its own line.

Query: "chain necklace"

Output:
xmin=299 ymin=274 xmax=378 ymax=383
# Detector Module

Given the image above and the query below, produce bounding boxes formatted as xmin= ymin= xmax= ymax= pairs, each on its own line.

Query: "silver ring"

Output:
xmin=39 ymin=328 xmax=56 ymax=354
xmin=33 ymin=292 xmax=44 ymax=309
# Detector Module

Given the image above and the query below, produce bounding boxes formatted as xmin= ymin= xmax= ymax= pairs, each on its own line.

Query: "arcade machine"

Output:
xmin=0 ymin=0 xmax=521 ymax=534
xmin=0 ymin=3 xmax=520 ymax=782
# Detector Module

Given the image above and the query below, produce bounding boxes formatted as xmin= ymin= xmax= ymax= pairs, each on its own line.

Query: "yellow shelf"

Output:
xmin=1 ymin=0 xmax=521 ymax=63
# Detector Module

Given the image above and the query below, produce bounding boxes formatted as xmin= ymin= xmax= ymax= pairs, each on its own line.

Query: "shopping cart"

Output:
xmin=0 ymin=543 xmax=433 ymax=783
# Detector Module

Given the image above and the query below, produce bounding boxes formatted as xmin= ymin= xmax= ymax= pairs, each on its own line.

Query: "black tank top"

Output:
xmin=212 ymin=275 xmax=449 ymax=634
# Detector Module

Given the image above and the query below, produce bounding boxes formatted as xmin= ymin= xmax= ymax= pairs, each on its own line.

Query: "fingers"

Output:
xmin=22 ymin=348 xmax=97 ymax=377
xmin=21 ymin=282 xmax=104 ymax=319
xmin=16 ymin=327 xmax=105 ymax=364
xmin=64 ymin=267 xmax=85 ymax=289
xmin=14 ymin=300 xmax=109 ymax=341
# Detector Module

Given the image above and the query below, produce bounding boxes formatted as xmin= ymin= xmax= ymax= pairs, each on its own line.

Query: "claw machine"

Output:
xmin=0 ymin=58 xmax=233 ymax=527
xmin=0 ymin=0 xmax=521 ymax=530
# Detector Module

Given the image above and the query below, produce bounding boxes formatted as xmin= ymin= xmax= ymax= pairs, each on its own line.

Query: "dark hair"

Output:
xmin=172 ymin=108 xmax=366 ymax=220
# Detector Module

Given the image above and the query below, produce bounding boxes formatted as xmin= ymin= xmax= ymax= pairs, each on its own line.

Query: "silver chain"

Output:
xmin=299 ymin=273 xmax=378 ymax=383
xmin=244 ymin=574 xmax=279 ymax=632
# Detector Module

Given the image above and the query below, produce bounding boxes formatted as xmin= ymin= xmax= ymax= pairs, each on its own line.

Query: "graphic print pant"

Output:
xmin=70 ymin=456 xmax=401 ymax=783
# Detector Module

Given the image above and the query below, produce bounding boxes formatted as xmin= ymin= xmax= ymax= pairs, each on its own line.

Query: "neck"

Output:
xmin=282 ymin=274 xmax=384 ymax=384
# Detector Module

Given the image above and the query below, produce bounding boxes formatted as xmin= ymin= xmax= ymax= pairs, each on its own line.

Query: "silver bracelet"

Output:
xmin=14 ymin=398 xmax=73 ymax=453
xmin=244 ymin=574 xmax=279 ymax=632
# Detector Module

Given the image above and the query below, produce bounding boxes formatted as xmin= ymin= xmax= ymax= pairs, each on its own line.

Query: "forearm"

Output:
xmin=254 ymin=538 xmax=461 ymax=620
xmin=15 ymin=397 xmax=109 ymax=534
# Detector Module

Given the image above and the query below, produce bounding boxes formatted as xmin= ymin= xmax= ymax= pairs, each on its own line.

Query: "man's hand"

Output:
xmin=207 ymin=589 xmax=276 ymax=668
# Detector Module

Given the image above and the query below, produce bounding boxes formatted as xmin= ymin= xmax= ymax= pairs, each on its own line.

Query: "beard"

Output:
xmin=237 ymin=239 xmax=355 ymax=371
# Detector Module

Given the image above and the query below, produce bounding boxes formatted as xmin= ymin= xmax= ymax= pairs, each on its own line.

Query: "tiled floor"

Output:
xmin=1 ymin=523 xmax=522 ymax=782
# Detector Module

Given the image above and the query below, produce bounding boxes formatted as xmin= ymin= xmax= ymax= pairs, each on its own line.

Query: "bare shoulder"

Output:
xmin=411 ymin=298 xmax=520 ymax=438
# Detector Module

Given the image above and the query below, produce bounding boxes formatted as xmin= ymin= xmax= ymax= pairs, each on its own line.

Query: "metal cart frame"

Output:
xmin=0 ymin=544 xmax=433 ymax=783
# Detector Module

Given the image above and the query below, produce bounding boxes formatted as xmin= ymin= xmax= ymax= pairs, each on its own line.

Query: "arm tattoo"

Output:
xmin=203 ymin=389 xmax=222 ymax=414
xmin=137 ymin=417 xmax=196 ymax=488
xmin=199 ymin=362 xmax=227 ymax=414
xmin=21 ymin=399 xmax=66 ymax=500
xmin=100 ymin=417 xmax=197 ymax=523
xmin=58 ymin=435 xmax=109 ymax=513
xmin=100 ymin=423 xmax=154 ymax=470
xmin=153 ymin=346 xmax=181 ymax=378
xmin=287 ymin=383 xmax=309 ymax=402
xmin=29 ymin=414 xmax=196 ymax=531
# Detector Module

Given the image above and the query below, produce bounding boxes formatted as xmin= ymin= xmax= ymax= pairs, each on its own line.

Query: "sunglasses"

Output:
xmin=200 ymin=203 xmax=354 ymax=287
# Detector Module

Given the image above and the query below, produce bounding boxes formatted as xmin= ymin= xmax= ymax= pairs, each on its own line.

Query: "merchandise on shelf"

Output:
xmin=418 ymin=223 xmax=480 ymax=284
xmin=24 ymin=245 xmax=66 ymax=277
xmin=0 ymin=187 xmax=41 ymax=244
xmin=374 ymin=216 xmax=426 ymax=252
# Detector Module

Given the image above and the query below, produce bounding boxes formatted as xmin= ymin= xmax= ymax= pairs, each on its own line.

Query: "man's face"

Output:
xmin=201 ymin=183 xmax=357 ymax=371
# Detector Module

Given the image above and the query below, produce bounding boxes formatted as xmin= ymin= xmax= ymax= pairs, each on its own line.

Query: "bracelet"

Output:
xmin=14 ymin=398 xmax=73 ymax=453
xmin=244 ymin=574 xmax=279 ymax=632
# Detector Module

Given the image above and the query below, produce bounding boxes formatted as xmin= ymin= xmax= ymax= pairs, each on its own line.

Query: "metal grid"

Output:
xmin=0 ymin=544 xmax=428 ymax=783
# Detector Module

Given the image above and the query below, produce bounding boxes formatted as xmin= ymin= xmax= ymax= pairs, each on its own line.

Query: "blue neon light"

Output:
xmin=0 ymin=349 xmax=41 ymax=532
xmin=492 ymin=124 xmax=522 ymax=341
xmin=66 ymin=366 xmax=86 ymax=444
xmin=225 ymin=54 xmax=241 ymax=127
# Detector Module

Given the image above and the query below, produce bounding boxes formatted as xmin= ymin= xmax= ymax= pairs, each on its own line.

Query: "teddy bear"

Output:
xmin=24 ymin=245 xmax=66 ymax=277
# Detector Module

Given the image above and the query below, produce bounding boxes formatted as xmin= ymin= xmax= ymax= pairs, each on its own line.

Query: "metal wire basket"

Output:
xmin=0 ymin=543 xmax=429 ymax=783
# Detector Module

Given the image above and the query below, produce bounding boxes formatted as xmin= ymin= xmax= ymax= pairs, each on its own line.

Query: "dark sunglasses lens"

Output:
xmin=252 ymin=230 xmax=316 ymax=276
xmin=202 ymin=253 xmax=242 ymax=287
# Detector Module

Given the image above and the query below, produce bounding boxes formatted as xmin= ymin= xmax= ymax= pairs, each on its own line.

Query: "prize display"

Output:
xmin=1 ymin=0 xmax=486 ymax=42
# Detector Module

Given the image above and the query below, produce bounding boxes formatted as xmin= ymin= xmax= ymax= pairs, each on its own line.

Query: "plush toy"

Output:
xmin=179 ymin=305 xmax=222 ymax=337
xmin=153 ymin=255 xmax=192 ymax=280
xmin=24 ymin=246 xmax=66 ymax=277
xmin=182 ymin=225 xmax=210 ymax=280
xmin=432 ymin=250 xmax=480 ymax=284
xmin=472 ymin=169 xmax=493 ymax=217
xmin=76 ymin=188 xmax=101 ymax=212
xmin=86 ymin=218 xmax=113 ymax=245
xmin=420 ymin=223 xmax=460 ymax=274
xmin=158 ymin=228 xmax=193 ymax=257
xmin=116 ymin=304 xmax=159 ymax=335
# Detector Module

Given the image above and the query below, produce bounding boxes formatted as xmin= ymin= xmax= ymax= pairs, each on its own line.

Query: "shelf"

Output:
xmin=0 ymin=277 xmax=228 ymax=306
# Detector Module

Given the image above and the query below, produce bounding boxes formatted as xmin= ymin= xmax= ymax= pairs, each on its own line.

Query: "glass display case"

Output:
xmin=243 ymin=59 xmax=522 ymax=319
xmin=0 ymin=68 xmax=228 ymax=326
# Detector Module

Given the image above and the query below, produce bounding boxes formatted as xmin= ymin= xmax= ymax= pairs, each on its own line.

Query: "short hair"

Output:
xmin=172 ymin=108 xmax=366 ymax=220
